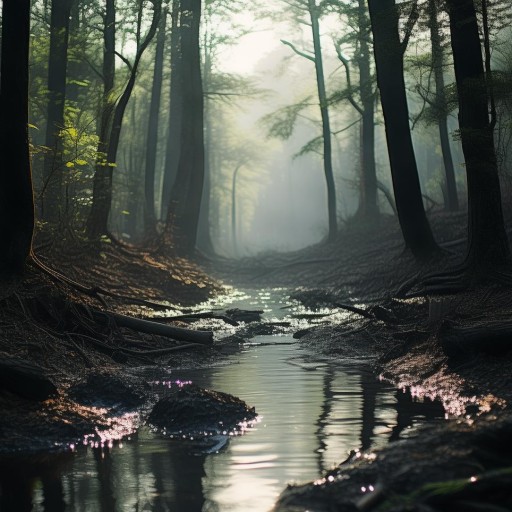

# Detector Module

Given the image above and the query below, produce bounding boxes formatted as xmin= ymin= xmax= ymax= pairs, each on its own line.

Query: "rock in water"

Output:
xmin=68 ymin=372 xmax=149 ymax=411
xmin=148 ymin=383 xmax=257 ymax=436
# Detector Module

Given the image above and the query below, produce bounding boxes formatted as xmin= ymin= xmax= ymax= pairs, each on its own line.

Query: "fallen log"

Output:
xmin=226 ymin=308 xmax=264 ymax=323
xmin=152 ymin=311 xmax=239 ymax=327
xmin=91 ymin=309 xmax=214 ymax=345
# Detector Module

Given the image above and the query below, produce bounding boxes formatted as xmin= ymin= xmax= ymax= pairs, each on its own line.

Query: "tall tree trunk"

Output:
xmin=41 ymin=0 xmax=73 ymax=225
xmin=368 ymin=0 xmax=438 ymax=259
xmin=446 ymin=0 xmax=510 ymax=265
xmin=87 ymin=1 xmax=161 ymax=239
xmin=67 ymin=0 xmax=82 ymax=104
xmin=86 ymin=0 xmax=115 ymax=239
xmin=144 ymin=10 xmax=167 ymax=237
xmin=428 ymin=0 xmax=459 ymax=212
xmin=161 ymin=0 xmax=182 ymax=220
xmin=196 ymin=38 xmax=215 ymax=255
xmin=166 ymin=0 xmax=205 ymax=255
xmin=0 ymin=0 xmax=35 ymax=276
xmin=357 ymin=0 xmax=378 ymax=219
xmin=308 ymin=0 xmax=337 ymax=242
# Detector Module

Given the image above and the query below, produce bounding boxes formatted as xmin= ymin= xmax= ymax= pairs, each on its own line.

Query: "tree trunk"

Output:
xmin=308 ymin=0 xmax=337 ymax=242
xmin=357 ymin=0 xmax=378 ymax=219
xmin=166 ymin=0 xmax=205 ymax=255
xmin=0 ymin=0 xmax=35 ymax=276
xmin=368 ymin=0 xmax=438 ymax=259
xmin=144 ymin=10 xmax=167 ymax=237
xmin=86 ymin=0 xmax=116 ymax=239
xmin=428 ymin=0 xmax=459 ymax=212
xmin=41 ymin=0 xmax=73 ymax=225
xmin=446 ymin=0 xmax=510 ymax=266
xmin=161 ymin=0 xmax=183 ymax=221
xmin=87 ymin=1 xmax=161 ymax=239
xmin=196 ymin=41 xmax=215 ymax=255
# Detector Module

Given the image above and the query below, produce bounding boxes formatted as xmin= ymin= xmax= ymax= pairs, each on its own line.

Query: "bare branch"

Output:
xmin=401 ymin=0 xmax=419 ymax=54
xmin=115 ymin=51 xmax=133 ymax=72
xmin=334 ymin=41 xmax=364 ymax=115
xmin=281 ymin=39 xmax=315 ymax=62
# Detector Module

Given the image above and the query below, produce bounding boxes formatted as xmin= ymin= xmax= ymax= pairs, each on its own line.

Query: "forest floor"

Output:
xmin=1 ymin=208 xmax=512 ymax=511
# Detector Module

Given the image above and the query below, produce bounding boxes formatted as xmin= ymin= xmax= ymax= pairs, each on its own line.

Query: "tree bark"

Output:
xmin=308 ymin=0 xmax=338 ymax=242
xmin=196 ymin=38 xmax=215 ymax=255
xmin=161 ymin=0 xmax=183 ymax=221
xmin=86 ymin=0 xmax=116 ymax=239
xmin=41 ymin=0 xmax=73 ymax=224
xmin=368 ymin=0 xmax=438 ymax=259
xmin=446 ymin=0 xmax=510 ymax=266
xmin=428 ymin=0 xmax=459 ymax=212
xmin=0 ymin=0 xmax=35 ymax=276
xmin=357 ymin=0 xmax=378 ymax=219
xmin=144 ymin=10 xmax=167 ymax=237
xmin=87 ymin=1 xmax=161 ymax=239
xmin=166 ymin=0 xmax=205 ymax=255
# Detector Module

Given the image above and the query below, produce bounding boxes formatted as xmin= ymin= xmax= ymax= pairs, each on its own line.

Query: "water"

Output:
xmin=0 ymin=289 xmax=446 ymax=511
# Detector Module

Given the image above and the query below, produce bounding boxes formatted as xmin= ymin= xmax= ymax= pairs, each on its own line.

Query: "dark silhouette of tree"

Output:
xmin=161 ymin=0 xmax=183 ymax=221
xmin=144 ymin=8 xmax=168 ymax=237
xmin=86 ymin=0 xmax=116 ymax=239
xmin=427 ymin=0 xmax=459 ymax=212
xmin=368 ymin=0 xmax=438 ymax=260
xmin=446 ymin=0 xmax=510 ymax=266
xmin=330 ymin=0 xmax=379 ymax=220
xmin=164 ymin=0 xmax=205 ymax=254
xmin=87 ymin=1 xmax=161 ymax=240
xmin=0 ymin=0 xmax=35 ymax=276
xmin=41 ymin=0 xmax=73 ymax=224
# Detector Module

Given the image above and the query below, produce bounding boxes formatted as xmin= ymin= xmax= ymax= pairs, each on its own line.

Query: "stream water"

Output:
xmin=0 ymin=288 xmax=446 ymax=512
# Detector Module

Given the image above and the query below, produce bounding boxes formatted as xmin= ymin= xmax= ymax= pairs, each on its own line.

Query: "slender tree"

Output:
xmin=86 ymin=0 xmax=116 ymax=239
xmin=356 ymin=0 xmax=378 ymax=220
xmin=368 ymin=0 xmax=438 ymax=259
xmin=41 ymin=0 xmax=73 ymax=224
xmin=144 ymin=8 xmax=167 ymax=237
xmin=427 ymin=0 xmax=459 ymax=211
xmin=87 ymin=0 xmax=161 ymax=239
xmin=0 ymin=0 xmax=35 ymax=275
xmin=281 ymin=0 xmax=338 ymax=241
xmin=332 ymin=0 xmax=378 ymax=220
xmin=161 ymin=0 xmax=182 ymax=220
xmin=446 ymin=0 xmax=510 ymax=266
xmin=308 ymin=0 xmax=337 ymax=241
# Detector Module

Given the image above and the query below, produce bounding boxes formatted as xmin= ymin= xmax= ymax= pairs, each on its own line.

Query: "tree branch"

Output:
xmin=401 ymin=0 xmax=419 ymax=54
xmin=334 ymin=41 xmax=364 ymax=115
xmin=115 ymin=51 xmax=133 ymax=72
xmin=281 ymin=39 xmax=315 ymax=62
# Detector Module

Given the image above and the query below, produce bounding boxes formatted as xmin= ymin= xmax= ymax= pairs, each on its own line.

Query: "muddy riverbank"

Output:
xmin=1 ymin=213 xmax=512 ymax=510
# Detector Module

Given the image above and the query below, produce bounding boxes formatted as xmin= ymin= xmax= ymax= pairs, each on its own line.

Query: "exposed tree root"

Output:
xmin=395 ymin=263 xmax=512 ymax=298
xmin=30 ymin=253 xmax=177 ymax=310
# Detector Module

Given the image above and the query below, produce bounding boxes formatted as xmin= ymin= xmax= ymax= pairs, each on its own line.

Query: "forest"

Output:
xmin=1 ymin=0 xmax=512 ymax=510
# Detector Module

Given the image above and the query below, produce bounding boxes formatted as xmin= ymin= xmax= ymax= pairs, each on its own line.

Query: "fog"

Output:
xmin=197 ymin=5 xmax=466 ymax=257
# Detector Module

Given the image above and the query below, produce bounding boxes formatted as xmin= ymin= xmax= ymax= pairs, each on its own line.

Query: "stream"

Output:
xmin=0 ymin=288 xmax=446 ymax=511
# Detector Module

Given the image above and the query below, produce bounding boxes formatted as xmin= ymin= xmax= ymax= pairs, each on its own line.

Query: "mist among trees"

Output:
xmin=3 ymin=0 xmax=511 ymax=264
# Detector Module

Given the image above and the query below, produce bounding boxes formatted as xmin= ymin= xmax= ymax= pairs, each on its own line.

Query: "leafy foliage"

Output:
xmin=260 ymin=97 xmax=313 ymax=140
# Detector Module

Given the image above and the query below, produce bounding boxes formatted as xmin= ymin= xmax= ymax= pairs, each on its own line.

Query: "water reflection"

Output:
xmin=0 ymin=339 xmax=447 ymax=512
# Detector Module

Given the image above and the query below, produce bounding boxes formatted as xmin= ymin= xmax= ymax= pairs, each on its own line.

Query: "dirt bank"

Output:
xmin=1 ymin=210 xmax=512 ymax=512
